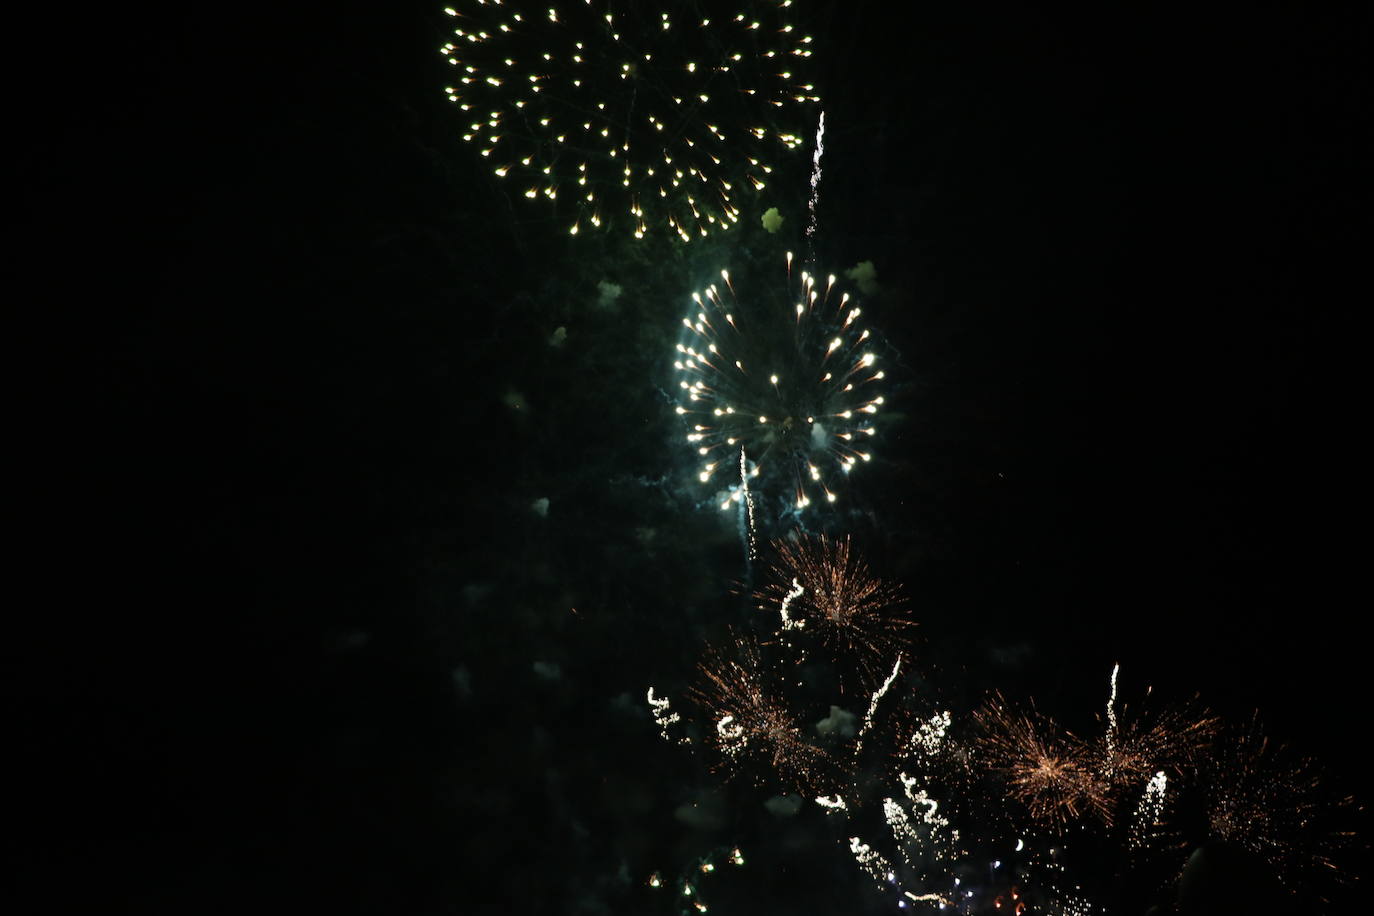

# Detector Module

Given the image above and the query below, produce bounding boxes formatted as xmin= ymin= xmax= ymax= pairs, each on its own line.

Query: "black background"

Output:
xmin=18 ymin=2 xmax=1369 ymax=913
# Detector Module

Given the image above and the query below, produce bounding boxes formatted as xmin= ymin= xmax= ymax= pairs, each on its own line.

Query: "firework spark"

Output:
xmin=1088 ymin=693 xmax=1218 ymax=792
xmin=647 ymin=845 xmax=747 ymax=916
xmin=687 ymin=633 xmax=833 ymax=793
xmin=1192 ymin=715 xmax=1356 ymax=900
xmin=673 ymin=255 xmax=887 ymax=516
xmin=805 ymin=108 xmax=824 ymax=248
xmin=647 ymin=686 xmax=691 ymax=744
xmin=1081 ymin=667 xmax=1219 ymax=795
xmin=756 ymin=534 xmax=911 ymax=686
xmin=440 ymin=1 xmax=820 ymax=241
xmin=972 ymin=694 xmax=1112 ymax=829
xmin=1128 ymin=770 xmax=1168 ymax=851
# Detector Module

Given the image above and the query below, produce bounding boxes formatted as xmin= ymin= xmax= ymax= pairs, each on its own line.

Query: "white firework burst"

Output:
xmin=440 ymin=0 xmax=820 ymax=241
xmin=672 ymin=252 xmax=886 ymax=515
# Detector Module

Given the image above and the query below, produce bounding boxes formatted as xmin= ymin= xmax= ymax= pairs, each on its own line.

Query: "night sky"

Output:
xmin=19 ymin=2 xmax=1369 ymax=913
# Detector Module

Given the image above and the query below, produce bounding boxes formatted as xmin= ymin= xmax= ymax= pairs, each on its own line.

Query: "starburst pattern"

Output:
xmin=756 ymin=533 xmax=912 ymax=686
xmin=972 ymin=694 xmax=1112 ymax=829
xmin=1088 ymin=694 xmax=1218 ymax=791
xmin=1193 ymin=716 xmax=1356 ymax=901
xmin=440 ymin=0 xmax=819 ymax=241
xmin=687 ymin=632 xmax=833 ymax=793
xmin=673 ymin=254 xmax=886 ymax=516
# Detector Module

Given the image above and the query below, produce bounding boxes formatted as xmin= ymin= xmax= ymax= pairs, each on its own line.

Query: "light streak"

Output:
xmin=806 ymin=109 xmax=824 ymax=246
xmin=854 ymin=654 xmax=901 ymax=755
xmin=738 ymin=445 xmax=757 ymax=563
xmin=1129 ymin=770 xmax=1167 ymax=850
xmin=1104 ymin=662 xmax=1119 ymax=776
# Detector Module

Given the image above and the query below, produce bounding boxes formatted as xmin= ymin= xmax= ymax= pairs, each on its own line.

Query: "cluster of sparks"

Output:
xmin=441 ymin=0 xmax=819 ymax=241
xmin=1086 ymin=690 xmax=1218 ymax=791
xmin=972 ymin=696 xmax=1113 ymax=830
xmin=972 ymin=672 xmax=1220 ymax=833
xmin=1193 ymin=716 xmax=1356 ymax=900
xmin=1128 ymin=770 xmax=1168 ymax=851
xmin=757 ymin=534 xmax=911 ymax=687
xmin=673 ymin=254 xmax=886 ymax=516
xmin=687 ymin=633 xmax=833 ymax=794
xmin=652 ymin=545 xmax=1356 ymax=910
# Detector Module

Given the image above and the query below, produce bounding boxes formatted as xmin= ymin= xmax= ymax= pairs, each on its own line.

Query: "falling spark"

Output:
xmin=806 ymin=109 xmax=825 ymax=247
xmin=738 ymin=445 xmax=757 ymax=564
xmin=1129 ymin=770 xmax=1167 ymax=850
xmin=854 ymin=655 xmax=902 ymax=755
xmin=1104 ymin=663 xmax=1119 ymax=776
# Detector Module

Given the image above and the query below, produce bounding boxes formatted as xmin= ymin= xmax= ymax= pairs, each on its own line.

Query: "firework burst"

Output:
xmin=1090 ymin=697 xmax=1218 ymax=792
xmin=756 ymin=533 xmax=912 ymax=687
xmin=972 ymin=694 xmax=1112 ymax=829
xmin=1188 ymin=715 xmax=1357 ymax=901
xmin=672 ymin=254 xmax=887 ymax=518
xmin=687 ymin=632 xmax=834 ymax=793
xmin=1079 ymin=666 xmax=1220 ymax=800
xmin=440 ymin=0 xmax=819 ymax=241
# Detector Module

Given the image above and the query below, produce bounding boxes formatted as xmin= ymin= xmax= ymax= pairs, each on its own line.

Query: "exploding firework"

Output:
xmin=756 ymin=533 xmax=912 ymax=687
xmin=672 ymin=254 xmax=887 ymax=518
xmin=1091 ymin=698 xmax=1218 ymax=793
xmin=687 ymin=632 xmax=834 ymax=793
xmin=1084 ymin=665 xmax=1219 ymax=797
xmin=440 ymin=0 xmax=820 ymax=241
xmin=1188 ymin=715 xmax=1356 ymax=901
xmin=971 ymin=694 xmax=1112 ymax=829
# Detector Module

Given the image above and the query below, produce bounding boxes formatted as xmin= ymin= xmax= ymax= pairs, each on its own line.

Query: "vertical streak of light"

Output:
xmin=806 ymin=109 xmax=825 ymax=258
xmin=854 ymin=655 xmax=901 ymax=756
xmin=1105 ymin=663 xmax=1120 ymax=776
xmin=739 ymin=445 xmax=757 ymax=565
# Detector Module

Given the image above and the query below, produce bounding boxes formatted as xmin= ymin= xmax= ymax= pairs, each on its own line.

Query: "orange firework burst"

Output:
xmin=1192 ymin=715 xmax=1356 ymax=901
xmin=687 ymin=633 xmax=834 ymax=794
xmin=972 ymin=694 xmax=1112 ymax=829
xmin=756 ymin=534 xmax=913 ymax=687
xmin=1090 ymin=691 xmax=1220 ymax=791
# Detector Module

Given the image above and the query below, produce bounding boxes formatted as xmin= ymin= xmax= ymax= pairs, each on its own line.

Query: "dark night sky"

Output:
xmin=18 ymin=2 xmax=1369 ymax=913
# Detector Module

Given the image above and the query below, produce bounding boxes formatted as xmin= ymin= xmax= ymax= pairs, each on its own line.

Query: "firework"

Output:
xmin=1128 ymin=770 xmax=1169 ymax=851
xmin=687 ymin=633 xmax=833 ymax=793
xmin=971 ymin=694 xmax=1112 ymax=829
xmin=890 ymin=707 xmax=968 ymax=792
xmin=1191 ymin=715 xmax=1355 ymax=901
xmin=1083 ymin=665 xmax=1219 ymax=795
xmin=1089 ymin=696 xmax=1218 ymax=792
xmin=647 ymin=845 xmax=747 ymax=916
xmin=756 ymin=534 xmax=912 ymax=687
xmin=673 ymin=255 xmax=887 ymax=517
xmin=440 ymin=0 xmax=820 ymax=241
